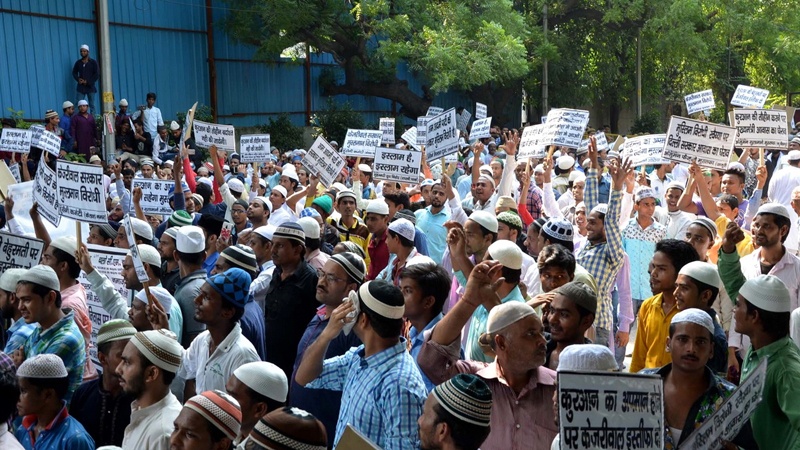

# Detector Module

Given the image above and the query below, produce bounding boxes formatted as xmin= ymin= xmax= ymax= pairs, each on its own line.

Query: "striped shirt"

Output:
xmin=23 ymin=311 xmax=86 ymax=403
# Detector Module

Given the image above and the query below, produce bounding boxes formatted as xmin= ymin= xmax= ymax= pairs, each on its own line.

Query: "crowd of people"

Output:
xmin=1 ymin=86 xmax=800 ymax=450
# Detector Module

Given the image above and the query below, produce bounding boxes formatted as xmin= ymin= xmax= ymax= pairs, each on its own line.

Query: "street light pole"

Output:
xmin=97 ymin=0 xmax=115 ymax=162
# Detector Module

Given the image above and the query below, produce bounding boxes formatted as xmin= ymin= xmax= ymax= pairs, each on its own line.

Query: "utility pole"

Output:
xmin=636 ymin=28 xmax=642 ymax=118
xmin=542 ymin=1 xmax=549 ymax=119
xmin=97 ymin=0 xmax=115 ymax=162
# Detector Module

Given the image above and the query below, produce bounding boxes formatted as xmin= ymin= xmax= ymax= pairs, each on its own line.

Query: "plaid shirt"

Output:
xmin=306 ymin=339 xmax=427 ymax=450
xmin=23 ymin=311 xmax=86 ymax=403
xmin=523 ymin=184 xmax=544 ymax=220
xmin=576 ymin=168 xmax=625 ymax=331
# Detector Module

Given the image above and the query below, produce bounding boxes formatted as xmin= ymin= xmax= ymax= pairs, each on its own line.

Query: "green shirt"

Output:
xmin=742 ymin=336 xmax=800 ymax=449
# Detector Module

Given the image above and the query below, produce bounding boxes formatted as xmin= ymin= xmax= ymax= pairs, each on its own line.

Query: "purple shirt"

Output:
xmin=70 ymin=113 xmax=96 ymax=156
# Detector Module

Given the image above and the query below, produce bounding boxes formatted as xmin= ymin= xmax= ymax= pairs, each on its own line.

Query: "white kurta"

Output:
xmin=122 ymin=392 xmax=182 ymax=450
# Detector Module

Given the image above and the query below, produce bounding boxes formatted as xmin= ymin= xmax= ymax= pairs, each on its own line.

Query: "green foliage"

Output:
xmin=259 ymin=114 xmax=304 ymax=150
xmin=310 ymin=99 xmax=365 ymax=145
xmin=630 ymin=111 xmax=662 ymax=135
xmin=5 ymin=108 xmax=33 ymax=129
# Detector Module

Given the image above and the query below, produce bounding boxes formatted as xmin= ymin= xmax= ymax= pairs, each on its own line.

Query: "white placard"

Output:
xmin=8 ymin=163 xmax=20 ymax=183
xmin=662 ymin=117 xmax=736 ymax=170
xmin=595 ymin=131 xmax=609 ymax=151
xmin=733 ymin=109 xmax=789 ymax=149
xmin=541 ymin=115 xmax=548 ymax=124
xmin=456 ymin=109 xmax=471 ymax=133
xmin=731 ymin=85 xmax=770 ymax=108
xmin=304 ymin=136 xmax=346 ymax=187
xmin=400 ymin=127 xmax=420 ymax=151
xmin=56 ymin=160 xmax=107 ymax=224
xmin=475 ymin=102 xmax=487 ymax=120
xmin=123 ymin=215 xmax=149 ymax=283
xmin=372 ymin=147 xmax=422 ymax=184
xmin=416 ymin=117 xmax=430 ymax=147
xmin=680 ymin=357 xmax=767 ymax=450
xmin=426 ymin=106 xmax=444 ymax=117
xmin=239 ymin=134 xmax=271 ymax=163
xmin=132 ymin=178 xmax=173 ymax=215
xmin=342 ymin=129 xmax=382 ymax=158
xmin=30 ymin=125 xmax=62 ymax=158
xmin=471 ymin=117 xmax=492 ymax=139
xmin=193 ymin=120 xmax=236 ymax=151
xmin=621 ymin=134 xmax=669 ymax=167
xmin=558 ymin=371 xmax=663 ymax=450
xmin=33 ymin=162 xmax=61 ymax=227
xmin=524 ymin=108 xmax=591 ymax=149
xmin=380 ymin=118 xmax=395 ymax=145
xmin=0 ymin=128 xmax=32 ymax=154
xmin=518 ymin=124 xmax=547 ymax=160
xmin=425 ymin=108 xmax=459 ymax=160
xmin=0 ymin=231 xmax=44 ymax=275
xmin=684 ymin=89 xmax=716 ymax=115
xmin=9 ymin=181 xmax=87 ymax=242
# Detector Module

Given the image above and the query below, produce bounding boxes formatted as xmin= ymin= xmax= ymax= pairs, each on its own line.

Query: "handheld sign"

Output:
xmin=0 ymin=161 xmax=17 ymax=199
xmin=180 ymin=102 xmax=198 ymax=155
xmin=193 ymin=120 xmax=235 ymax=151
xmin=594 ymin=132 xmax=609 ymax=151
xmin=475 ymin=102 xmax=487 ymax=120
xmin=424 ymin=108 xmax=459 ymax=160
xmin=123 ymin=215 xmax=149 ymax=283
xmin=426 ymin=106 xmax=444 ymax=117
xmin=732 ymin=109 xmax=788 ymax=149
xmin=132 ymin=178 xmax=173 ymax=215
xmin=372 ymin=147 xmax=422 ymax=184
xmin=239 ymin=134 xmax=271 ymax=163
xmin=471 ymin=117 xmax=492 ymax=139
xmin=517 ymin=124 xmax=547 ymax=160
xmin=731 ymin=85 xmax=769 ymax=108
xmin=456 ymin=109 xmax=471 ymax=133
xmin=342 ymin=129 xmax=382 ymax=157
xmin=0 ymin=231 xmax=44 ymax=275
xmin=662 ymin=117 xmax=735 ymax=171
xmin=684 ymin=89 xmax=715 ymax=115
xmin=400 ymin=127 xmax=420 ymax=151
xmin=416 ymin=117 xmax=431 ymax=147
xmin=56 ymin=160 xmax=107 ymax=224
xmin=379 ymin=118 xmax=395 ymax=145
xmin=0 ymin=128 xmax=32 ymax=154
xmin=33 ymin=161 xmax=61 ymax=227
xmin=304 ymin=136 xmax=346 ymax=187
xmin=30 ymin=125 xmax=62 ymax=157
xmin=520 ymin=109 xmax=590 ymax=151
xmin=8 ymin=163 xmax=20 ymax=184
xmin=621 ymin=135 xmax=669 ymax=167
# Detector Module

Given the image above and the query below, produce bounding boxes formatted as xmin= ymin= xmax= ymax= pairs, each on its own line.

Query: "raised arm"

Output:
xmin=604 ymin=158 xmax=632 ymax=261
xmin=541 ymin=157 xmax=564 ymax=218
xmin=496 ymin=131 xmax=519 ymax=198
xmin=692 ymin=162 xmax=721 ymax=221
xmin=584 ymin=137 xmax=600 ymax=211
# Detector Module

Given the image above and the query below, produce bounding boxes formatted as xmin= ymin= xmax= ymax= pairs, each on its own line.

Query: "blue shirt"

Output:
xmin=4 ymin=318 xmax=36 ymax=354
xmin=240 ymin=299 xmax=267 ymax=361
xmin=414 ymin=207 xmax=450 ymax=263
xmin=16 ymin=404 xmax=95 ymax=450
xmin=203 ymin=252 xmax=219 ymax=277
xmin=413 ymin=227 xmax=429 ymax=256
xmin=409 ymin=313 xmax=443 ymax=392
xmin=59 ymin=115 xmax=73 ymax=150
xmin=306 ymin=340 xmax=427 ymax=450
xmin=621 ymin=216 xmax=667 ymax=301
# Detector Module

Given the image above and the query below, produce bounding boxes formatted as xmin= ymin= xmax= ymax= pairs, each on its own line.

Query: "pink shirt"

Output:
xmin=61 ymin=283 xmax=97 ymax=381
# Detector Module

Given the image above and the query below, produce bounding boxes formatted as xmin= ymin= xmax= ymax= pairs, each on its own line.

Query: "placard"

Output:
xmin=8 ymin=163 xmax=20 ymax=183
xmin=426 ymin=106 xmax=444 ymax=117
xmin=400 ymin=127 xmax=420 ymax=151
xmin=34 ymin=128 xmax=62 ymax=157
xmin=522 ymin=109 xmax=590 ymax=150
xmin=132 ymin=177 xmax=173 ymax=215
xmin=193 ymin=120 xmax=235 ymax=151
xmin=732 ymin=109 xmax=788 ymax=149
xmin=425 ymin=108 xmax=459 ymax=160
xmin=684 ymin=89 xmax=715 ymax=115
xmin=456 ymin=109 xmax=471 ymax=133
xmin=239 ymin=134 xmax=271 ymax=163
xmin=517 ymin=124 xmax=547 ymax=160
xmin=621 ymin=134 xmax=669 ymax=167
xmin=0 ymin=128 xmax=32 ymax=154
xmin=33 ymin=162 xmax=61 ymax=227
xmin=731 ymin=85 xmax=769 ymax=108
xmin=471 ymin=117 xmax=492 ymax=139
xmin=475 ymin=102 xmax=487 ymax=120
xmin=56 ymin=160 xmax=107 ymax=224
xmin=0 ymin=231 xmax=44 ymax=275
xmin=680 ymin=357 xmax=767 ymax=450
xmin=416 ymin=117 xmax=430 ymax=147
xmin=380 ymin=118 xmax=395 ymax=145
xmin=558 ymin=371 xmax=663 ymax=450
xmin=123 ymin=215 xmax=149 ymax=283
xmin=662 ymin=117 xmax=736 ymax=170
xmin=342 ymin=129 xmax=382 ymax=157
xmin=372 ymin=147 xmax=422 ymax=184
xmin=594 ymin=131 xmax=609 ymax=151
xmin=0 ymin=161 xmax=17 ymax=198
xmin=10 ymin=181 xmax=86 ymax=241
xmin=304 ymin=136 xmax=346 ymax=187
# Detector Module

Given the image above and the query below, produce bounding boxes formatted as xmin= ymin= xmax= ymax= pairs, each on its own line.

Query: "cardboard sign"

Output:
xmin=684 ymin=89 xmax=715 ymax=115
xmin=517 ymin=124 xmax=547 ymax=160
xmin=0 ymin=160 xmax=17 ymax=198
xmin=662 ymin=117 xmax=736 ymax=170
xmin=400 ymin=127 xmax=420 ymax=151
xmin=522 ymin=109 xmax=590 ymax=150
xmin=132 ymin=178 xmax=173 ymax=215
xmin=380 ymin=118 xmax=395 ymax=145
xmin=594 ymin=132 xmax=609 ymax=151
xmin=193 ymin=120 xmax=235 ymax=151
xmin=732 ymin=109 xmax=789 ymax=149
xmin=123 ymin=215 xmax=149 ymax=283
xmin=680 ymin=357 xmax=767 ymax=450
xmin=731 ymin=85 xmax=769 ymax=108
xmin=621 ymin=134 xmax=669 ymax=167
xmin=335 ymin=425 xmax=381 ymax=450
xmin=342 ymin=129 xmax=382 ymax=157
xmin=33 ymin=162 xmax=61 ymax=227
xmin=239 ymin=134 xmax=271 ymax=163
xmin=8 ymin=163 xmax=20 ymax=183
xmin=558 ymin=371 xmax=664 ymax=450
xmin=416 ymin=117 xmax=430 ymax=147
xmin=304 ymin=136 xmax=346 ymax=187
xmin=30 ymin=125 xmax=62 ymax=157
xmin=456 ymin=109 xmax=471 ymax=133
xmin=425 ymin=108 xmax=459 ymax=160
xmin=180 ymin=102 xmax=199 ymax=155
xmin=56 ymin=160 xmax=107 ymax=224
xmin=0 ymin=231 xmax=44 ymax=275
xmin=0 ymin=128 xmax=32 ymax=154
xmin=471 ymin=117 xmax=492 ymax=139
xmin=475 ymin=102 xmax=487 ymax=119
xmin=426 ymin=106 xmax=444 ymax=117
xmin=372 ymin=147 xmax=422 ymax=184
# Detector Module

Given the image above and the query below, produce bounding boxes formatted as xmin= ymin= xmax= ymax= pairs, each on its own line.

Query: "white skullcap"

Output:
xmin=634 ymin=187 xmax=656 ymax=203
xmin=0 ymin=268 xmax=26 ymax=292
xmin=281 ymin=168 xmax=299 ymax=183
xmin=366 ymin=201 xmax=389 ymax=215
xmin=131 ymin=329 xmax=184 ymax=373
xmin=469 ymin=210 xmax=498 ymax=233
xmin=487 ymin=240 xmax=523 ymax=270
xmin=358 ymin=163 xmax=372 ymax=173
xmin=739 ymin=274 xmax=792 ymax=312
xmin=129 ymin=217 xmax=154 ymax=241
xmin=140 ymin=159 xmax=155 ymax=168
xmin=62 ymin=101 xmax=74 ymax=109
xmin=17 ymin=354 xmax=68 ymax=379
xmin=557 ymin=344 xmax=618 ymax=372
xmin=77 ymin=99 xmax=89 ymax=107
xmin=486 ymin=302 xmax=536 ymax=334
xmin=788 ymin=150 xmax=800 ymax=162
xmin=253 ymin=225 xmax=276 ymax=241
xmin=679 ymin=261 xmax=720 ymax=288
xmin=254 ymin=196 xmax=272 ymax=213
xmin=534 ymin=164 xmax=545 ymax=174
xmin=163 ymin=226 xmax=180 ymax=241
xmin=80 ymin=44 xmax=89 ymax=51
xmin=272 ymin=185 xmax=288 ymax=199
xmin=331 ymin=182 xmax=348 ymax=192
xmin=177 ymin=225 xmax=206 ymax=253
xmin=666 ymin=180 xmax=685 ymax=192
xmin=757 ymin=202 xmax=792 ymax=221
xmin=170 ymin=120 xmax=180 ymax=131
xmin=671 ymin=308 xmax=714 ymax=335
xmin=50 ymin=236 xmax=78 ymax=257
xmin=134 ymin=286 xmax=175 ymax=314
xmin=478 ymin=165 xmax=492 ymax=175
xmin=590 ymin=203 xmax=608 ymax=216
xmin=727 ymin=162 xmax=745 ymax=172
xmin=130 ymin=244 xmax=161 ymax=267
xmin=297 ymin=217 xmax=320 ymax=240
xmin=96 ymin=319 xmax=137 ymax=346
xmin=336 ymin=189 xmax=357 ymax=203
xmin=197 ymin=177 xmax=213 ymax=189
xmin=388 ymin=218 xmax=415 ymax=242
xmin=18 ymin=265 xmax=60 ymax=292
xmin=228 ymin=178 xmax=244 ymax=193
xmin=553 ymin=150 xmax=562 ymax=159
xmin=557 ymin=155 xmax=575 ymax=170
xmin=223 ymin=164 xmax=231 ymax=172
xmin=568 ymin=171 xmax=585 ymax=183
xmin=119 ymin=99 xmax=128 ymax=107
xmin=478 ymin=173 xmax=496 ymax=188
xmin=234 ymin=361 xmax=288 ymax=403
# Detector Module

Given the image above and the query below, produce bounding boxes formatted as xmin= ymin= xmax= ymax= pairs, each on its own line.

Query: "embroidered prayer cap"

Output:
xmin=788 ymin=150 xmax=800 ymax=162
xmin=670 ymin=308 xmax=714 ymax=335
xmin=97 ymin=221 xmax=121 ymax=240
xmin=134 ymin=286 xmax=175 ymax=314
xmin=727 ymin=162 xmax=745 ymax=173
xmin=469 ymin=210 xmax=498 ymax=233
xmin=336 ymin=189 xmax=357 ymax=203
xmin=140 ymin=159 xmax=155 ymax=168
xmin=556 ymin=344 xmax=617 ymax=372
xmin=357 ymin=280 xmax=404 ymax=319
xmin=191 ymin=193 xmax=205 ymax=208
xmin=253 ymin=225 xmax=277 ymax=242
xmin=185 ymin=390 xmax=242 ymax=441
xmin=739 ymin=274 xmax=792 ymax=313
xmin=393 ymin=208 xmax=416 ymax=225
xmin=590 ymin=203 xmax=608 ymax=216
xmin=366 ymin=200 xmax=390 ymax=215
xmin=358 ymin=163 xmax=372 ymax=173
xmin=233 ymin=361 xmax=288 ymax=403
xmin=388 ymin=218 xmax=415 ymax=242
xmin=208 ymin=268 xmax=252 ymax=309
xmin=666 ymin=181 xmax=685 ymax=192
xmin=542 ymin=218 xmax=574 ymax=243
xmin=96 ymin=319 xmax=137 ymax=346
xmin=274 ymin=222 xmax=306 ymax=246
xmin=297 ymin=217 xmax=321 ymax=240
xmin=129 ymin=217 xmax=154 ymax=241
xmin=330 ymin=252 xmax=366 ymax=284
xmin=228 ymin=178 xmax=244 ymax=193
xmin=792 ymin=136 xmax=800 ymax=145
xmin=311 ymin=195 xmax=333 ymax=214
xmin=495 ymin=196 xmax=517 ymax=212
xmin=486 ymin=240 xmax=523 ymax=270
xmin=254 ymin=196 xmax=273 ymax=212
xmin=756 ymin=202 xmax=792 ymax=221
xmin=17 ymin=354 xmax=68 ymax=379
xmin=678 ymin=261 xmax=720 ymax=289
xmin=486 ymin=302 xmax=536 ymax=334
xmin=163 ymin=226 xmax=180 ymax=241
xmin=221 ymin=244 xmax=259 ymax=273
xmin=300 ymin=207 xmax=321 ymax=219
xmin=432 ymin=373 xmax=492 ymax=427
xmin=50 ymin=236 xmax=78 ymax=257
xmin=169 ymin=210 xmax=193 ymax=227
xmin=44 ymin=109 xmax=58 ymax=120
xmin=18 ymin=265 xmax=60 ymax=292
xmin=129 ymin=244 xmax=161 ymax=267
xmin=689 ymin=216 xmax=717 ymax=240
xmin=176 ymin=225 xmax=206 ymax=253
xmin=250 ymin=407 xmax=327 ymax=450
xmin=553 ymin=281 xmax=597 ymax=315
xmin=557 ymin=155 xmax=575 ymax=170
xmin=272 ymin=185 xmax=288 ymax=199
xmin=634 ymin=187 xmax=657 ymax=203
xmin=131 ymin=329 xmax=183 ymax=373
xmin=0 ymin=268 xmax=26 ymax=292
xmin=477 ymin=173 xmax=496 ymax=188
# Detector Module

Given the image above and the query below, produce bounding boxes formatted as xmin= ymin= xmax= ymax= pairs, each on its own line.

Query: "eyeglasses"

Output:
xmin=231 ymin=209 xmax=246 ymax=214
xmin=317 ymin=269 xmax=346 ymax=284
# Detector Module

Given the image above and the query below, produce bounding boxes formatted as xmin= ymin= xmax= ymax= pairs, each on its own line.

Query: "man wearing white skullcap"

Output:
xmin=364 ymin=201 xmax=390 ymax=280
xmin=767 ymin=148 xmax=800 ymax=255
xmin=419 ymin=260 xmax=557 ymax=450
xmin=329 ymin=189 xmax=370 ymax=258
xmin=623 ymin=185 xmax=667 ymax=318
xmin=226 ymin=361 xmax=287 ymax=447
xmin=415 ymin=176 xmax=466 ymax=264
xmin=73 ymin=44 xmax=98 ymax=114
xmin=443 ymin=210 xmax=498 ymax=315
xmin=0 ymin=268 xmax=34 ymax=354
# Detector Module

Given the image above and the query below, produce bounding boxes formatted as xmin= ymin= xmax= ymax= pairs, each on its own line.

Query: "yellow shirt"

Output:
xmin=707 ymin=216 xmax=755 ymax=264
xmin=630 ymin=293 xmax=678 ymax=373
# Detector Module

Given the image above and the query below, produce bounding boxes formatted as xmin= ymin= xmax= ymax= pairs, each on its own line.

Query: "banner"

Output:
xmin=475 ymin=102 xmax=487 ymax=120
xmin=621 ymin=134 xmax=669 ymax=167
xmin=304 ymin=136 xmax=346 ymax=187
xmin=731 ymin=85 xmax=769 ymax=108
xmin=684 ymin=89 xmax=715 ymax=115
xmin=400 ymin=127 xmax=420 ymax=151
xmin=471 ymin=117 xmax=492 ymax=139
xmin=732 ymin=109 xmax=789 ymax=149
xmin=33 ymin=162 xmax=61 ymax=227
xmin=558 ymin=371 xmax=663 ymax=450
xmin=239 ymin=134 xmax=271 ymax=163
xmin=56 ymin=160 xmax=107 ymax=224
xmin=372 ymin=147 xmax=422 ymax=184
xmin=380 ymin=118 xmax=395 ymax=145
xmin=425 ymin=108 xmax=459 ymax=160
xmin=0 ymin=231 xmax=44 ymax=275
xmin=456 ymin=109 xmax=471 ymax=133
xmin=342 ymin=129 xmax=382 ymax=158
xmin=426 ymin=106 xmax=444 ymax=117
xmin=0 ymin=128 xmax=32 ymax=154
xmin=132 ymin=177 xmax=173 ymax=215
xmin=193 ymin=120 xmax=235 ymax=151
xmin=518 ymin=124 xmax=547 ymax=160
xmin=662 ymin=117 xmax=736 ymax=170
xmin=416 ymin=117 xmax=430 ymax=147
xmin=522 ymin=108 xmax=590 ymax=150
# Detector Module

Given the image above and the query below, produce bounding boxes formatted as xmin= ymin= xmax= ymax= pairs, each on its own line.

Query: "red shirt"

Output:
xmin=366 ymin=231 xmax=389 ymax=280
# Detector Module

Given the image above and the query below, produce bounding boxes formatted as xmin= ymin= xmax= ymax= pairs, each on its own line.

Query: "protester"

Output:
xmin=417 ymin=373 xmax=493 ymax=450
xmin=226 ymin=361 xmax=287 ymax=448
xmin=171 ymin=390 xmax=242 ymax=450
xmin=0 ymin=269 xmax=33 ymax=355
xmin=173 ymin=226 xmax=210 ymax=346
xmin=246 ymin=407 xmax=327 ymax=450
xmin=72 ymin=44 xmax=99 ymax=114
